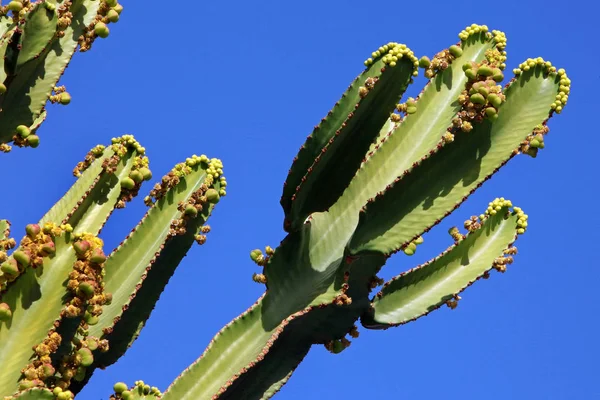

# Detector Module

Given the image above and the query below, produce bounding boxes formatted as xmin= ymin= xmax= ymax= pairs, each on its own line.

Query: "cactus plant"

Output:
xmin=152 ymin=24 xmax=566 ymax=399
xmin=0 ymin=0 xmax=122 ymax=153
xmin=0 ymin=21 xmax=572 ymax=400
xmin=0 ymin=135 xmax=227 ymax=399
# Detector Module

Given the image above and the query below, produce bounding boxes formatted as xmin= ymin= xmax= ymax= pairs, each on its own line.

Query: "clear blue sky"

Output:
xmin=1 ymin=0 xmax=598 ymax=398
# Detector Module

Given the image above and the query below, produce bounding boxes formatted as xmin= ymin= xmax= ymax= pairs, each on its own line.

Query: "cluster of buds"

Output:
xmin=394 ymin=97 xmax=417 ymax=122
xmin=519 ymin=124 xmax=549 ymax=158
xmin=54 ymin=335 xmax=109 ymax=394
xmin=79 ymin=0 xmax=123 ymax=52
xmin=513 ymin=58 xmax=570 ymax=114
xmin=463 ymin=216 xmax=482 ymax=232
xmin=144 ymin=154 xmax=226 ymax=206
xmin=363 ymin=42 xmax=419 ymax=76
xmin=73 ymin=145 xmax=106 ymax=177
xmin=334 ymin=293 xmax=352 ymax=306
xmin=17 ymin=331 xmax=61 ymax=391
xmin=446 ymin=294 xmax=462 ymax=310
xmin=448 ymin=226 xmax=464 ymax=243
xmin=0 ymin=223 xmax=68 ymax=291
xmin=194 ymin=225 xmax=211 ymax=246
xmin=456 ymin=63 xmax=506 ymax=128
xmin=11 ymin=124 xmax=40 ymax=149
xmin=358 ymin=76 xmax=379 ymax=99
xmin=403 ymin=235 xmax=424 ymax=256
xmin=49 ymin=86 xmax=72 ymax=106
xmin=419 ymin=44 xmax=464 ymax=79
xmin=492 ymin=254 xmax=514 ymax=273
xmin=111 ymin=380 xmax=162 ymax=400
xmin=117 ymin=155 xmax=152 ymax=208
xmin=169 ymin=184 xmax=219 ymax=239
xmin=324 ymin=337 xmax=352 ymax=354
xmin=250 ymin=246 xmax=275 ymax=285
xmin=56 ymin=3 xmax=74 ymax=38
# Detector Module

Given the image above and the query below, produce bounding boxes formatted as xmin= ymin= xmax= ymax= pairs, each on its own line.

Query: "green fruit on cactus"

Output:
xmin=41 ymin=241 xmax=56 ymax=256
xmin=184 ymin=205 xmax=198 ymax=217
xmin=205 ymin=188 xmax=220 ymax=204
xmin=94 ymin=22 xmax=110 ymax=38
xmin=107 ymin=9 xmax=120 ymax=22
xmin=106 ymin=0 xmax=118 ymax=7
xmin=74 ymin=366 xmax=87 ymax=381
xmin=477 ymin=65 xmax=493 ymax=76
xmin=114 ymin=4 xmax=124 ymax=14
xmin=331 ymin=341 xmax=345 ymax=354
xmin=78 ymin=348 xmax=94 ymax=367
xmin=0 ymin=303 xmax=12 ymax=321
xmin=465 ymin=68 xmax=477 ymax=80
xmin=13 ymin=250 xmax=30 ymax=268
xmin=27 ymin=135 xmax=40 ymax=148
xmin=73 ymin=240 xmax=91 ymax=256
xmin=16 ymin=125 xmax=31 ymax=139
xmin=448 ymin=45 xmax=463 ymax=57
xmin=1 ymin=259 xmax=19 ymax=277
xmin=488 ymin=93 xmax=502 ymax=108
xmin=406 ymin=106 xmax=417 ymax=114
xmin=114 ymin=382 xmax=128 ymax=394
xmin=529 ymin=138 xmax=541 ymax=148
xmin=250 ymin=249 xmax=263 ymax=262
xmin=121 ymin=391 xmax=133 ymax=400
xmin=25 ymin=223 xmax=40 ymax=238
xmin=90 ymin=248 xmax=107 ymax=264
xmin=121 ymin=177 xmax=136 ymax=190
xmin=485 ymin=107 xmax=497 ymax=118
xmin=78 ymin=281 xmax=95 ymax=298
xmin=60 ymin=92 xmax=72 ymax=105
xmin=418 ymin=56 xmax=431 ymax=68
xmin=130 ymin=170 xmax=144 ymax=183
xmin=470 ymin=93 xmax=486 ymax=105
xmin=139 ymin=167 xmax=152 ymax=181
xmin=462 ymin=62 xmax=473 ymax=72
xmin=7 ymin=1 xmax=23 ymax=12
xmin=492 ymin=68 xmax=504 ymax=82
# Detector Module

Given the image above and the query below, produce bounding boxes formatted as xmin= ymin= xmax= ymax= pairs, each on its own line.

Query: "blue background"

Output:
xmin=1 ymin=0 xmax=597 ymax=398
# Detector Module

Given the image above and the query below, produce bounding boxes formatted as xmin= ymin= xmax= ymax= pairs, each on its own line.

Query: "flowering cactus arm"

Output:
xmin=349 ymin=61 xmax=567 ymax=255
xmin=0 ymin=138 xmax=146 ymax=397
xmin=67 ymin=158 xmax=226 ymax=392
xmin=361 ymin=201 xmax=524 ymax=329
xmin=0 ymin=0 xmax=122 ymax=150
xmin=281 ymin=45 xmax=418 ymax=231
xmin=109 ymin=381 xmax=162 ymax=400
xmin=307 ymin=27 xmax=504 ymax=260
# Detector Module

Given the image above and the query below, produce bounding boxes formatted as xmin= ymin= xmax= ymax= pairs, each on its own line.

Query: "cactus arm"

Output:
xmin=361 ymin=201 xmax=522 ymax=328
xmin=0 ymin=23 xmax=17 ymax=84
xmin=0 ymin=0 xmax=101 ymax=143
xmin=279 ymin=53 xmax=395 ymax=220
xmin=9 ymin=387 xmax=55 ymax=399
xmin=0 ymin=232 xmax=77 ymax=397
xmin=87 ymin=159 xmax=224 ymax=341
xmin=16 ymin=2 xmax=58 ymax=69
xmin=285 ymin=50 xmax=418 ymax=230
xmin=0 ymin=140 xmax=144 ymax=396
xmin=349 ymin=63 xmax=564 ymax=255
xmin=306 ymin=29 xmax=499 ymax=260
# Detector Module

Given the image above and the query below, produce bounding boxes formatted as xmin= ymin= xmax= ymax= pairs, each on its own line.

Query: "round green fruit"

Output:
xmin=139 ymin=167 xmax=152 ymax=181
xmin=129 ymin=170 xmax=144 ymax=183
xmin=448 ymin=45 xmax=463 ymax=58
xmin=13 ymin=250 xmax=30 ymax=268
xmin=7 ymin=1 xmax=23 ymax=13
xmin=205 ymin=188 xmax=220 ymax=204
xmin=27 ymin=135 xmax=40 ymax=148
xmin=59 ymin=92 xmax=71 ymax=105
xmin=470 ymin=93 xmax=486 ymax=105
xmin=0 ymin=303 xmax=12 ymax=321
xmin=16 ymin=125 xmax=30 ymax=138
xmin=477 ymin=65 xmax=493 ymax=77
xmin=114 ymin=382 xmax=128 ymax=394
xmin=107 ymin=9 xmax=119 ymax=22
xmin=94 ymin=22 xmax=110 ymax=38
xmin=121 ymin=177 xmax=135 ymax=190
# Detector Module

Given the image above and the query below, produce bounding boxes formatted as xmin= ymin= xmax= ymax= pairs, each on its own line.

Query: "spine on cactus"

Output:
xmin=0 ymin=0 xmax=123 ymax=152
xmin=159 ymin=23 xmax=570 ymax=400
